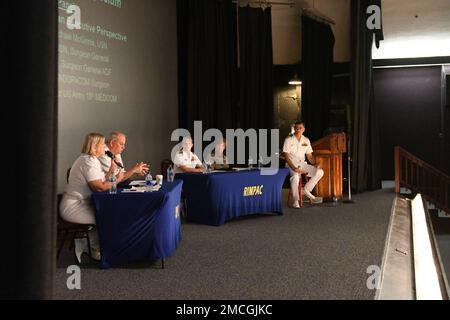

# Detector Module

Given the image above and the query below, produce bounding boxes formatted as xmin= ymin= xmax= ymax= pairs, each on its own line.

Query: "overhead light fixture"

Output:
xmin=289 ymin=73 xmax=302 ymax=86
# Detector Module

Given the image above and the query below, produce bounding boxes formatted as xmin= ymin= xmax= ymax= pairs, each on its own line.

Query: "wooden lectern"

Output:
xmin=312 ymin=133 xmax=346 ymax=201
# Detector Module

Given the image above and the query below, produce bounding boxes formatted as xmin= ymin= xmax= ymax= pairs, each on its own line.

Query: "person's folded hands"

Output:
xmin=132 ymin=162 xmax=149 ymax=175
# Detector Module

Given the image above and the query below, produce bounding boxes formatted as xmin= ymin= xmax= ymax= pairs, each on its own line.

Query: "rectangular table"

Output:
xmin=92 ymin=180 xmax=183 ymax=268
xmin=176 ymin=168 xmax=289 ymax=226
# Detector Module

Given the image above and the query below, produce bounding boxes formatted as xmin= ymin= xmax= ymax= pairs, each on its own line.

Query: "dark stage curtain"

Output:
xmin=1 ymin=0 xmax=58 ymax=299
xmin=301 ymin=15 xmax=335 ymax=141
xmin=350 ymin=0 xmax=384 ymax=192
xmin=238 ymin=6 xmax=274 ymax=130
xmin=177 ymin=0 xmax=238 ymax=133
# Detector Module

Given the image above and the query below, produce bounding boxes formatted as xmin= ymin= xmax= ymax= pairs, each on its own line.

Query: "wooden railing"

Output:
xmin=395 ymin=146 xmax=450 ymax=214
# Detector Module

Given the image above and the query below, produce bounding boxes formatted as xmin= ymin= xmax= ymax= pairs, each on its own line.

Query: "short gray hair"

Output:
xmin=106 ymin=131 xmax=126 ymax=144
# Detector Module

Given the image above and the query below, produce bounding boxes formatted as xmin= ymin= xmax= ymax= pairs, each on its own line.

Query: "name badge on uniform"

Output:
xmin=302 ymin=143 xmax=308 ymax=147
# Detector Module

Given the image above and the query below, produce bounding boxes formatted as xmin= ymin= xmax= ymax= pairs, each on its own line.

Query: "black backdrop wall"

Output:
xmin=238 ymin=6 xmax=274 ymax=131
xmin=177 ymin=1 xmax=274 ymax=136
xmin=374 ymin=66 xmax=444 ymax=179
xmin=1 ymin=0 xmax=58 ymax=299
xmin=301 ymin=15 xmax=335 ymax=142
xmin=177 ymin=0 xmax=238 ymax=134
xmin=350 ymin=0 xmax=383 ymax=193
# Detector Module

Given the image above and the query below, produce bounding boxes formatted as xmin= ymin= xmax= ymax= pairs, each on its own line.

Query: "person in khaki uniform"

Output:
xmin=282 ymin=121 xmax=324 ymax=208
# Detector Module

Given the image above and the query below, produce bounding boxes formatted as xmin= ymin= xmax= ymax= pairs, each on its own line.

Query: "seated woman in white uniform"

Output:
xmin=173 ymin=136 xmax=204 ymax=173
xmin=60 ymin=132 xmax=117 ymax=261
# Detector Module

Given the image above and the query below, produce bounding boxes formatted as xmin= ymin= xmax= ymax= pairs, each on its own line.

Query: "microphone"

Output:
xmin=105 ymin=150 xmax=124 ymax=168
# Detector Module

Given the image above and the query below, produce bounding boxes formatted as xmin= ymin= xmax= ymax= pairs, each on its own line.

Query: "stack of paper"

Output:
xmin=121 ymin=185 xmax=161 ymax=193
xmin=129 ymin=180 xmax=146 ymax=186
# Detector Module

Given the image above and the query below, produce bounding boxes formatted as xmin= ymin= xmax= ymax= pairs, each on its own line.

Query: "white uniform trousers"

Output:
xmin=288 ymin=163 xmax=324 ymax=203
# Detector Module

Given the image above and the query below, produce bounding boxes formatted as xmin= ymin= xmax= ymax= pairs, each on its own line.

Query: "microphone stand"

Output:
xmin=343 ymin=138 xmax=355 ymax=204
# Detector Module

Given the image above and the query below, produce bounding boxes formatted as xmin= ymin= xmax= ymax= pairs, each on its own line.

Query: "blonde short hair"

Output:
xmin=81 ymin=133 xmax=105 ymax=156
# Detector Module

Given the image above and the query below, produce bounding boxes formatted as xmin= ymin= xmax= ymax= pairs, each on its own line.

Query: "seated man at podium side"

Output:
xmin=282 ymin=121 xmax=324 ymax=208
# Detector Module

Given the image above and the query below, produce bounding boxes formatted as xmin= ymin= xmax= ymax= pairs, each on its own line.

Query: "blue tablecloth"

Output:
xmin=176 ymin=168 xmax=289 ymax=226
xmin=92 ymin=180 xmax=183 ymax=268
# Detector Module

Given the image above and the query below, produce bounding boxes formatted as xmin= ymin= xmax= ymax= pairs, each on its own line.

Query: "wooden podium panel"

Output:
xmin=312 ymin=133 xmax=346 ymax=201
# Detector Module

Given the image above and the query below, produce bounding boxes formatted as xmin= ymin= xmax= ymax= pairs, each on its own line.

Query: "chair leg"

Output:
xmin=57 ymin=227 xmax=97 ymax=265
xmin=57 ymin=231 xmax=67 ymax=259
xmin=161 ymin=259 xmax=165 ymax=269
xmin=287 ymin=190 xmax=293 ymax=207
xmin=71 ymin=231 xmax=91 ymax=265
xmin=180 ymin=198 xmax=188 ymax=219
xmin=67 ymin=232 xmax=78 ymax=264
xmin=71 ymin=238 xmax=81 ymax=265
xmin=69 ymin=231 xmax=76 ymax=250
xmin=86 ymin=231 xmax=93 ymax=264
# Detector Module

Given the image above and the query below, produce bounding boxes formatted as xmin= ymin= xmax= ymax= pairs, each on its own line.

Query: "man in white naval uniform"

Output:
xmin=282 ymin=121 xmax=324 ymax=208
xmin=98 ymin=131 xmax=149 ymax=183
xmin=173 ymin=136 xmax=204 ymax=173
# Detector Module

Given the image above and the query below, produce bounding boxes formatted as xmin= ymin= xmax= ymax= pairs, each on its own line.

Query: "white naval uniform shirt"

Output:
xmin=60 ymin=154 xmax=104 ymax=224
xmin=282 ymin=135 xmax=313 ymax=167
xmin=173 ymin=150 xmax=202 ymax=173
xmin=64 ymin=154 xmax=105 ymax=199
xmin=98 ymin=146 xmax=124 ymax=176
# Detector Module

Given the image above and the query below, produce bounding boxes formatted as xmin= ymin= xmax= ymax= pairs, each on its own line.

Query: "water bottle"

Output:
xmin=258 ymin=158 xmax=263 ymax=169
xmin=248 ymin=157 xmax=253 ymax=169
xmin=145 ymin=171 xmax=153 ymax=192
xmin=167 ymin=165 xmax=174 ymax=182
xmin=207 ymin=162 xmax=212 ymax=174
xmin=109 ymin=173 xmax=117 ymax=194
xmin=170 ymin=166 xmax=175 ymax=182
xmin=203 ymin=161 xmax=211 ymax=174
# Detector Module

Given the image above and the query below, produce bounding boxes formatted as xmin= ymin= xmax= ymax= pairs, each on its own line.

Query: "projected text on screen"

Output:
xmin=58 ymin=0 xmax=128 ymax=104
